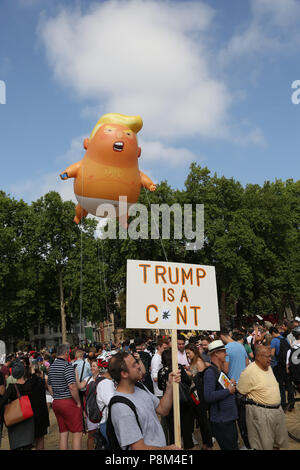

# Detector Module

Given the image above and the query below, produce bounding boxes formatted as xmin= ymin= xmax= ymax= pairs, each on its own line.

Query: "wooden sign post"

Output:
xmin=171 ymin=329 xmax=181 ymax=448
xmin=126 ymin=259 xmax=220 ymax=448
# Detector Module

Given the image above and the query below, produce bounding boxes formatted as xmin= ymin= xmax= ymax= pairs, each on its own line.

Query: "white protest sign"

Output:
xmin=126 ymin=260 xmax=220 ymax=330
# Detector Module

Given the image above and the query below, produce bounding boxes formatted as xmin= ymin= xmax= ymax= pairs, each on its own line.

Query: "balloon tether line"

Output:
xmin=143 ymin=187 xmax=168 ymax=262
xmin=79 ymin=164 xmax=84 ymax=342
xmin=98 ymin=237 xmax=110 ymax=323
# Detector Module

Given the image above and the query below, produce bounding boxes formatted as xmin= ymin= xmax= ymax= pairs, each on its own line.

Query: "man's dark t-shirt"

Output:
xmin=138 ymin=351 xmax=154 ymax=394
xmin=0 ymin=371 xmax=4 ymax=387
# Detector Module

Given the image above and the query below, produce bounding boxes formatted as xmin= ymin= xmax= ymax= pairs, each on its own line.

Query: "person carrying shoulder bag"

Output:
xmin=0 ymin=360 xmax=35 ymax=450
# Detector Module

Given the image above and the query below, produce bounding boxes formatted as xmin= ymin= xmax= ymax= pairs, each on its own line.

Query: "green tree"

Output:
xmin=0 ymin=191 xmax=34 ymax=339
xmin=28 ymin=192 xmax=99 ymax=342
xmin=1 ymin=166 xmax=299 ymax=344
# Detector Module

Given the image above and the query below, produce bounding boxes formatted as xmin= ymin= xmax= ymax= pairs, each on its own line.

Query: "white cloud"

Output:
xmin=37 ymin=0 xmax=234 ymax=143
xmin=42 ymin=172 xmax=76 ymax=203
xmin=252 ymin=0 xmax=300 ymax=29
xmin=229 ymin=127 xmax=267 ymax=147
xmin=55 ymin=134 xmax=86 ymax=165
xmin=10 ymin=167 xmax=107 ymax=236
xmin=9 ymin=132 xmax=197 ymax=204
xmin=9 ymin=136 xmax=83 ymax=204
xmin=17 ymin=0 xmax=43 ymax=7
xmin=139 ymin=139 xmax=200 ymax=167
xmin=10 ymin=171 xmax=76 ymax=205
xmin=219 ymin=0 xmax=300 ymax=66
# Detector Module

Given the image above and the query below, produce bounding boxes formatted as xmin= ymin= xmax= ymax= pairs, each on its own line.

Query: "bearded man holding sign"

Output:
xmin=107 ymin=351 xmax=181 ymax=450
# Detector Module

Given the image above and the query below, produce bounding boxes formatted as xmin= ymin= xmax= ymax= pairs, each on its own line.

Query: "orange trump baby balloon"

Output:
xmin=60 ymin=113 xmax=156 ymax=224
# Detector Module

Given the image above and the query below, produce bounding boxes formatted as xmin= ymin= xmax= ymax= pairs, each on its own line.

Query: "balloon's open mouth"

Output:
xmin=113 ymin=141 xmax=124 ymax=152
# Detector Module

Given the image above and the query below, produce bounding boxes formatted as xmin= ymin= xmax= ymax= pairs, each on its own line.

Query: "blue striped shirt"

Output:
xmin=48 ymin=357 xmax=76 ymax=400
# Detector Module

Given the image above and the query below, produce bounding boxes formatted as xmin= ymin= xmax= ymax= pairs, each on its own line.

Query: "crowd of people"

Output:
xmin=0 ymin=317 xmax=300 ymax=451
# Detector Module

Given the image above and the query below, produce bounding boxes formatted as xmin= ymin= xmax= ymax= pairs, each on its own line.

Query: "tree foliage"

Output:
xmin=100 ymin=164 xmax=300 ymax=325
xmin=0 ymin=165 xmax=299 ymax=343
xmin=0 ymin=191 xmax=107 ymax=342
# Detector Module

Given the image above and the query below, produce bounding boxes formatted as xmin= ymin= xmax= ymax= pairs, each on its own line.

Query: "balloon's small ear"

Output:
xmin=83 ymin=138 xmax=89 ymax=150
xmin=138 ymin=147 xmax=141 ymax=158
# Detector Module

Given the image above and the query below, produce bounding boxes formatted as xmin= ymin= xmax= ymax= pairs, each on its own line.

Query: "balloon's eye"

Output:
xmin=104 ymin=127 xmax=113 ymax=134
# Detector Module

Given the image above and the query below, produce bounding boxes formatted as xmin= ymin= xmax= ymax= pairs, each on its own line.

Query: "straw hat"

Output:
xmin=208 ymin=340 xmax=226 ymax=355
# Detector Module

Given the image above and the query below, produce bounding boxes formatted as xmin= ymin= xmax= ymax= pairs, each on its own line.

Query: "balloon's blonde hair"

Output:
xmin=89 ymin=113 xmax=143 ymax=140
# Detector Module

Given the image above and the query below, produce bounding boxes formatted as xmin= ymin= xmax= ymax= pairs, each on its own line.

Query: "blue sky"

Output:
xmin=0 ymin=0 xmax=299 ymax=207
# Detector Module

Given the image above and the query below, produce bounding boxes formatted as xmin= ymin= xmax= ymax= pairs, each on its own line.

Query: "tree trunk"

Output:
xmin=219 ymin=290 xmax=227 ymax=328
xmin=59 ymin=270 xmax=67 ymax=344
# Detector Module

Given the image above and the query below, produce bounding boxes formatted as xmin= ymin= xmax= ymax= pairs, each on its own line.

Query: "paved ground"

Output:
xmin=1 ymin=402 xmax=300 ymax=451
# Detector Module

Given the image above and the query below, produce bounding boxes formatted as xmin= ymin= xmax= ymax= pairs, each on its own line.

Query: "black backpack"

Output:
xmin=277 ymin=337 xmax=291 ymax=368
xmin=193 ymin=364 xmax=220 ymax=411
xmin=106 ymin=382 xmax=145 ymax=450
xmin=288 ymin=346 xmax=300 ymax=384
xmin=84 ymin=376 xmax=106 ymax=423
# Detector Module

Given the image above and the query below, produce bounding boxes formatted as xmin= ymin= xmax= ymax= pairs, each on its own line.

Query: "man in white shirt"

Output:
xmin=287 ymin=327 xmax=300 ymax=362
xmin=96 ymin=361 xmax=115 ymax=446
xmin=287 ymin=320 xmax=300 ymax=346
xmin=73 ymin=349 xmax=91 ymax=381
xmin=286 ymin=326 xmax=300 ymax=399
xmin=151 ymin=338 xmax=170 ymax=397
xmin=177 ymin=335 xmax=189 ymax=369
